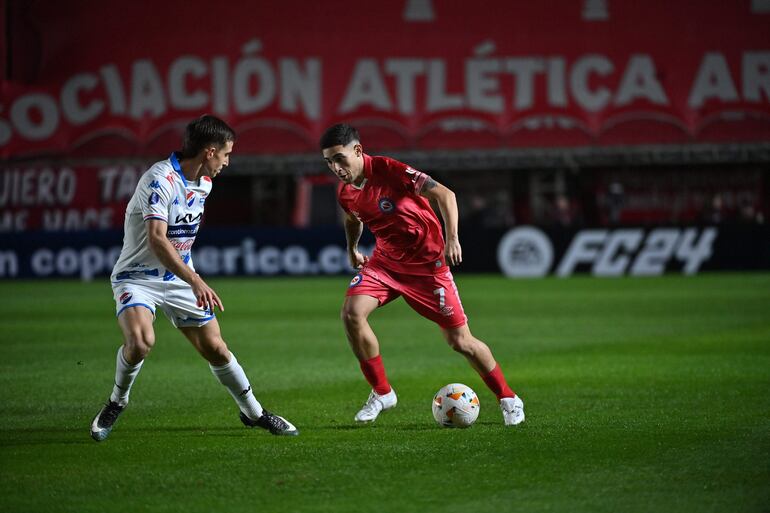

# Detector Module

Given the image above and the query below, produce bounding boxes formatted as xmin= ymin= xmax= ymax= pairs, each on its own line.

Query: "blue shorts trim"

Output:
xmin=116 ymin=303 xmax=155 ymax=318
xmin=176 ymin=313 xmax=215 ymax=324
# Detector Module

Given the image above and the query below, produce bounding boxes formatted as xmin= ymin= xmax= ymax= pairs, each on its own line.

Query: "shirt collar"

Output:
xmin=362 ymin=153 xmax=373 ymax=180
xmin=350 ymin=153 xmax=372 ymax=189
xmin=169 ymin=152 xmax=187 ymax=187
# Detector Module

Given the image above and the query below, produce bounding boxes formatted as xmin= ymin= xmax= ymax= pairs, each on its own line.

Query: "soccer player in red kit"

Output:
xmin=320 ymin=124 xmax=525 ymax=426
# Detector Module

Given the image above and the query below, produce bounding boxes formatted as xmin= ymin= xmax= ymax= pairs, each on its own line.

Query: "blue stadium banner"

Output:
xmin=0 ymin=225 xmax=767 ymax=280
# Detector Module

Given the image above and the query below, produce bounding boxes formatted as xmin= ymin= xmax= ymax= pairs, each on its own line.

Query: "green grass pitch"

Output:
xmin=1 ymin=274 xmax=768 ymax=513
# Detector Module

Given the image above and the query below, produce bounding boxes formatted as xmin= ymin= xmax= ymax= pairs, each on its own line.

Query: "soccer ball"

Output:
xmin=432 ymin=383 xmax=480 ymax=428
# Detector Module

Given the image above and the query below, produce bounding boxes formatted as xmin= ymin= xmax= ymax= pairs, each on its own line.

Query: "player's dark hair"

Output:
xmin=319 ymin=123 xmax=360 ymax=150
xmin=181 ymin=115 xmax=236 ymax=159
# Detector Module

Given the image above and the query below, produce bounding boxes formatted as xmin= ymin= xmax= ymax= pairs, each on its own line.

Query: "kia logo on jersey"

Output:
xmin=186 ymin=191 xmax=195 ymax=206
xmin=378 ymin=197 xmax=396 ymax=213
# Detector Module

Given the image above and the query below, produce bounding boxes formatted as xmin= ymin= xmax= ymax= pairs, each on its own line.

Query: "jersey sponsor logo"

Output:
xmin=149 ymin=191 xmax=160 ymax=205
xmin=166 ymin=224 xmax=199 ymax=238
xmin=149 ymin=180 xmax=161 ymax=189
xmin=170 ymin=239 xmax=194 ymax=251
xmin=349 ymin=273 xmax=363 ymax=287
xmin=173 ymin=197 xmax=180 ymax=205
xmin=175 ymin=212 xmax=203 ymax=224
xmin=186 ymin=191 xmax=195 ymax=207
xmin=378 ymin=197 xmax=396 ymax=214
xmin=119 ymin=291 xmax=132 ymax=304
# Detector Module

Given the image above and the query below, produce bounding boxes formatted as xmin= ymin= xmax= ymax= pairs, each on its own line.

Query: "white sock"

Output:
xmin=109 ymin=345 xmax=144 ymax=407
xmin=209 ymin=352 xmax=263 ymax=420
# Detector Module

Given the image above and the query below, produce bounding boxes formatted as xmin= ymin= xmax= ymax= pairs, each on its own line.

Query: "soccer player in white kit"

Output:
xmin=90 ymin=115 xmax=298 ymax=440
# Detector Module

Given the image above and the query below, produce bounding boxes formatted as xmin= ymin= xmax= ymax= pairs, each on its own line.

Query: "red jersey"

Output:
xmin=338 ymin=154 xmax=446 ymax=275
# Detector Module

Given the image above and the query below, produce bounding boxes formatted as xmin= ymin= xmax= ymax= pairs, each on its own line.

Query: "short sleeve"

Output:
xmin=388 ymin=158 xmax=430 ymax=194
xmin=337 ymin=182 xmax=352 ymax=214
xmin=139 ymin=171 xmax=174 ymax=223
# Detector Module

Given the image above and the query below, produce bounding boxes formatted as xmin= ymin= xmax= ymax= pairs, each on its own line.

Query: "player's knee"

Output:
xmin=445 ymin=331 xmax=475 ymax=356
xmin=341 ymin=305 xmax=367 ymax=327
xmin=125 ymin=330 xmax=155 ymax=359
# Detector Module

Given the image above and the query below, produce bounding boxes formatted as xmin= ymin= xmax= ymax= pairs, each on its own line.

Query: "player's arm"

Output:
xmin=419 ymin=177 xmax=462 ymax=266
xmin=146 ymin=219 xmax=224 ymax=312
xmin=343 ymin=211 xmax=369 ymax=269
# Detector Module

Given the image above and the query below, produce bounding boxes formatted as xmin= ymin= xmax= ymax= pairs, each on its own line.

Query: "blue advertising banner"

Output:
xmin=0 ymin=225 xmax=767 ymax=280
xmin=0 ymin=228 xmax=373 ymax=280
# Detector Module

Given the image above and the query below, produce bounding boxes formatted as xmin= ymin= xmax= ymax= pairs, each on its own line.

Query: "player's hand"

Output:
xmin=445 ymin=238 xmax=462 ymax=266
xmin=349 ymin=250 xmax=370 ymax=269
xmin=190 ymin=274 xmax=224 ymax=312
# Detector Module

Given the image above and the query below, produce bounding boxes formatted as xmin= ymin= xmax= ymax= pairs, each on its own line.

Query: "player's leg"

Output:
xmin=113 ymin=306 xmax=156 ymax=399
xmin=401 ymin=271 xmax=525 ymax=426
xmin=91 ymin=303 xmax=156 ymax=442
xmin=341 ymin=294 xmax=383 ymax=360
xmin=178 ymin=318 xmax=298 ymax=436
xmin=342 ymin=271 xmax=399 ymax=422
xmin=440 ymin=324 xmax=524 ymax=425
xmin=441 ymin=324 xmax=496 ymax=374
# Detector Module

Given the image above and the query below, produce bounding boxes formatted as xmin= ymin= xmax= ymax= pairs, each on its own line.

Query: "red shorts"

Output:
xmin=346 ymin=263 xmax=468 ymax=329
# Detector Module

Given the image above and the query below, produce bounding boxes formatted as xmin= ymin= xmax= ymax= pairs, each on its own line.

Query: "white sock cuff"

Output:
xmin=117 ymin=345 xmax=143 ymax=370
xmin=209 ymin=352 xmax=237 ymax=373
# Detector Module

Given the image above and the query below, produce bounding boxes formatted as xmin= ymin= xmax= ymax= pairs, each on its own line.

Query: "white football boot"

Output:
xmin=354 ymin=389 xmax=397 ymax=423
xmin=500 ymin=395 xmax=525 ymax=426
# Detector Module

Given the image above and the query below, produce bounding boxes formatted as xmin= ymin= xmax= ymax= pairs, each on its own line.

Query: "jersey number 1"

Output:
xmin=433 ymin=287 xmax=445 ymax=308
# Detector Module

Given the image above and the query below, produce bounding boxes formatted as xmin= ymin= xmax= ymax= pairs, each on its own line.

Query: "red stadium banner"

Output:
xmin=0 ymin=164 xmax=144 ymax=231
xmin=1 ymin=0 xmax=769 ymax=158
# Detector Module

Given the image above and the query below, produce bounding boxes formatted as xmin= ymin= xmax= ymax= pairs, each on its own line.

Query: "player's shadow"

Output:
xmin=0 ymin=427 xmax=98 ymax=446
xmin=313 ymin=422 xmax=434 ymax=432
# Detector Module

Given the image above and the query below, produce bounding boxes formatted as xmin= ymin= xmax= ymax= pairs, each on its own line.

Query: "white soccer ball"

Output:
xmin=432 ymin=383 xmax=480 ymax=428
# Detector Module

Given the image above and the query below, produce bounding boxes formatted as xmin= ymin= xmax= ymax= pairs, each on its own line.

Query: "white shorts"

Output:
xmin=112 ymin=280 xmax=215 ymax=328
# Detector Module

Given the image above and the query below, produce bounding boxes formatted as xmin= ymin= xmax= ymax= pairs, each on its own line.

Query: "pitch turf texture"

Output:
xmin=1 ymin=274 xmax=768 ymax=513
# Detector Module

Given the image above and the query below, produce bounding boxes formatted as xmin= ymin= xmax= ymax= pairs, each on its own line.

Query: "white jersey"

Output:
xmin=111 ymin=153 xmax=211 ymax=283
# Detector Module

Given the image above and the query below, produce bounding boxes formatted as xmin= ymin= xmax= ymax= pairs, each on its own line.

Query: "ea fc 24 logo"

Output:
xmin=497 ymin=226 xmax=718 ymax=277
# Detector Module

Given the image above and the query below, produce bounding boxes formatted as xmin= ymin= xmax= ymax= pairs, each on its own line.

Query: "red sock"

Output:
xmin=480 ymin=363 xmax=515 ymax=400
xmin=359 ymin=355 xmax=392 ymax=395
